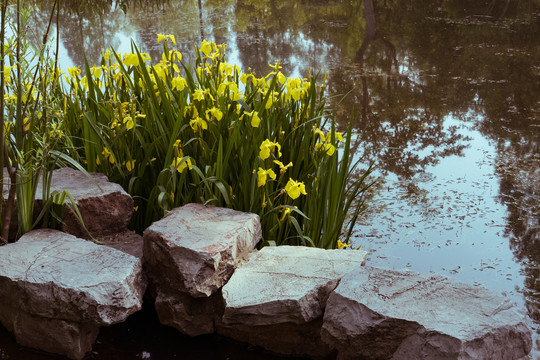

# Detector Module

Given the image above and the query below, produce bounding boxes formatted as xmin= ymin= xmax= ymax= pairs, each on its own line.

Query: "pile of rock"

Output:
xmin=0 ymin=168 xmax=533 ymax=359
xmin=144 ymin=203 xmax=532 ymax=359
xmin=0 ymin=168 xmax=146 ymax=359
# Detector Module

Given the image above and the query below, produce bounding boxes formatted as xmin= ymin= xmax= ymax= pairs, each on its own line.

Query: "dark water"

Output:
xmin=0 ymin=301 xmax=291 ymax=360
xmin=5 ymin=0 xmax=538 ymax=358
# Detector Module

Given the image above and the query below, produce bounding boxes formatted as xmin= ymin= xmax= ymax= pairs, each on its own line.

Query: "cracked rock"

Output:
xmin=321 ymin=266 xmax=533 ymax=360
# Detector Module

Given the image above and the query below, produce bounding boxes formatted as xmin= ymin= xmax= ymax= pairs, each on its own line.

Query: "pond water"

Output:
xmin=3 ymin=0 xmax=539 ymax=358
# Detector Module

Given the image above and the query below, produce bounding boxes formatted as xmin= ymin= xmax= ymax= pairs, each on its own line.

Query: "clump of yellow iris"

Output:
xmin=60 ymin=36 xmax=360 ymax=249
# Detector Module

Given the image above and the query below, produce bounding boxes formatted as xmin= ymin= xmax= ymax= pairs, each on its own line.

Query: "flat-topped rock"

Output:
xmin=143 ymin=203 xmax=261 ymax=298
xmin=0 ymin=229 xmax=146 ymax=359
xmin=143 ymin=203 xmax=261 ymax=335
xmin=321 ymin=266 xmax=533 ymax=360
xmin=218 ymin=245 xmax=367 ymax=358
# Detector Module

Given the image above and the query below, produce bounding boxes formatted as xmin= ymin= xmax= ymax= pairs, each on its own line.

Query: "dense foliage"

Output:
xmin=1 ymin=0 xmax=373 ymax=248
xmin=59 ymin=37 xmax=373 ymax=248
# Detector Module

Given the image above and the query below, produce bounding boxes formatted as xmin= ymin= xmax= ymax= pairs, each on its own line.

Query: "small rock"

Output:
xmin=321 ymin=266 xmax=533 ymax=360
xmin=0 ymin=302 xmax=100 ymax=360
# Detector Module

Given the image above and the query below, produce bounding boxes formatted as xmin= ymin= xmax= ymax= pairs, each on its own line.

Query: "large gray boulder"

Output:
xmin=321 ymin=266 xmax=533 ymax=360
xmin=0 ymin=229 xmax=146 ymax=359
xmin=143 ymin=203 xmax=261 ymax=336
xmin=218 ymin=245 xmax=367 ymax=358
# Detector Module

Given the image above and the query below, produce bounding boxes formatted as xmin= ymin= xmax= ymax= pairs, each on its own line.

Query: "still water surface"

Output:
xmin=4 ymin=0 xmax=540 ymax=358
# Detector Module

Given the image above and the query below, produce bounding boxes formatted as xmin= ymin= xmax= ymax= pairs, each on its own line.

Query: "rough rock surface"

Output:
xmin=321 ymin=266 xmax=533 ymax=360
xmin=154 ymin=289 xmax=225 ymax=336
xmin=218 ymin=245 xmax=367 ymax=358
xmin=98 ymin=230 xmax=144 ymax=259
xmin=0 ymin=229 xmax=147 ymax=359
xmin=2 ymin=167 xmax=133 ymax=240
xmin=143 ymin=203 xmax=261 ymax=335
xmin=0 ymin=302 xmax=100 ymax=360
xmin=41 ymin=167 xmax=134 ymax=239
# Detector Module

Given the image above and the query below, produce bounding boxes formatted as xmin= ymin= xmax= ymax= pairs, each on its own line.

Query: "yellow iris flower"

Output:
xmin=217 ymin=81 xmax=240 ymax=99
xmin=124 ymin=160 xmax=136 ymax=171
xmin=273 ymin=160 xmax=293 ymax=174
xmin=332 ymin=131 xmax=344 ymax=142
xmin=172 ymin=76 xmax=187 ymax=91
xmin=219 ymin=62 xmax=233 ymax=76
xmin=269 ymin=61 xmax=282 ymax=72
xmin=284 ymin=179 xmax=307 ymax=200
xmin=123 ymin=116 xmax=134 ymax=130
xmin=101 ymin=147 xmax=115 ymax=164
xmin=206 ymin=107 xmax=223 ymax=121
xmin=315 ymin=142 xmax=335 ymax=156
xmin=200 ymin=40 xmax=212 ymax=56
xmin=337 ymin=240 xmax=351 ymax=249
xmin=157 ymin=34 xmax=176 ymax=45
xmin=280 ymin=207 xmax=293 ymax=221
xmin=123 ymin=53 xmax=139 ymax=67
xmin=193 ymin=89 xmax=205 ymax=101
xmin=172 ymin=157 xmax=193 ymax=173
xmin=256 ymin=167 xmax=276 ymax=187
xmin=245 ymin=110 xmax=261 ymax=128
xmin=313 ymin=126 xmax=325 ymax=141
xmin=67 ymin=66 xmax=81 ymax=78
xmin=189 ymin=117 xmax=208 ymax=132
xmin=259 ymin=139 xmax=282 ymax=160
xmin=277 ymin=72 xmax=286 ymax=84
xmin=90 ymin=66 xmax=102 ymax=78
